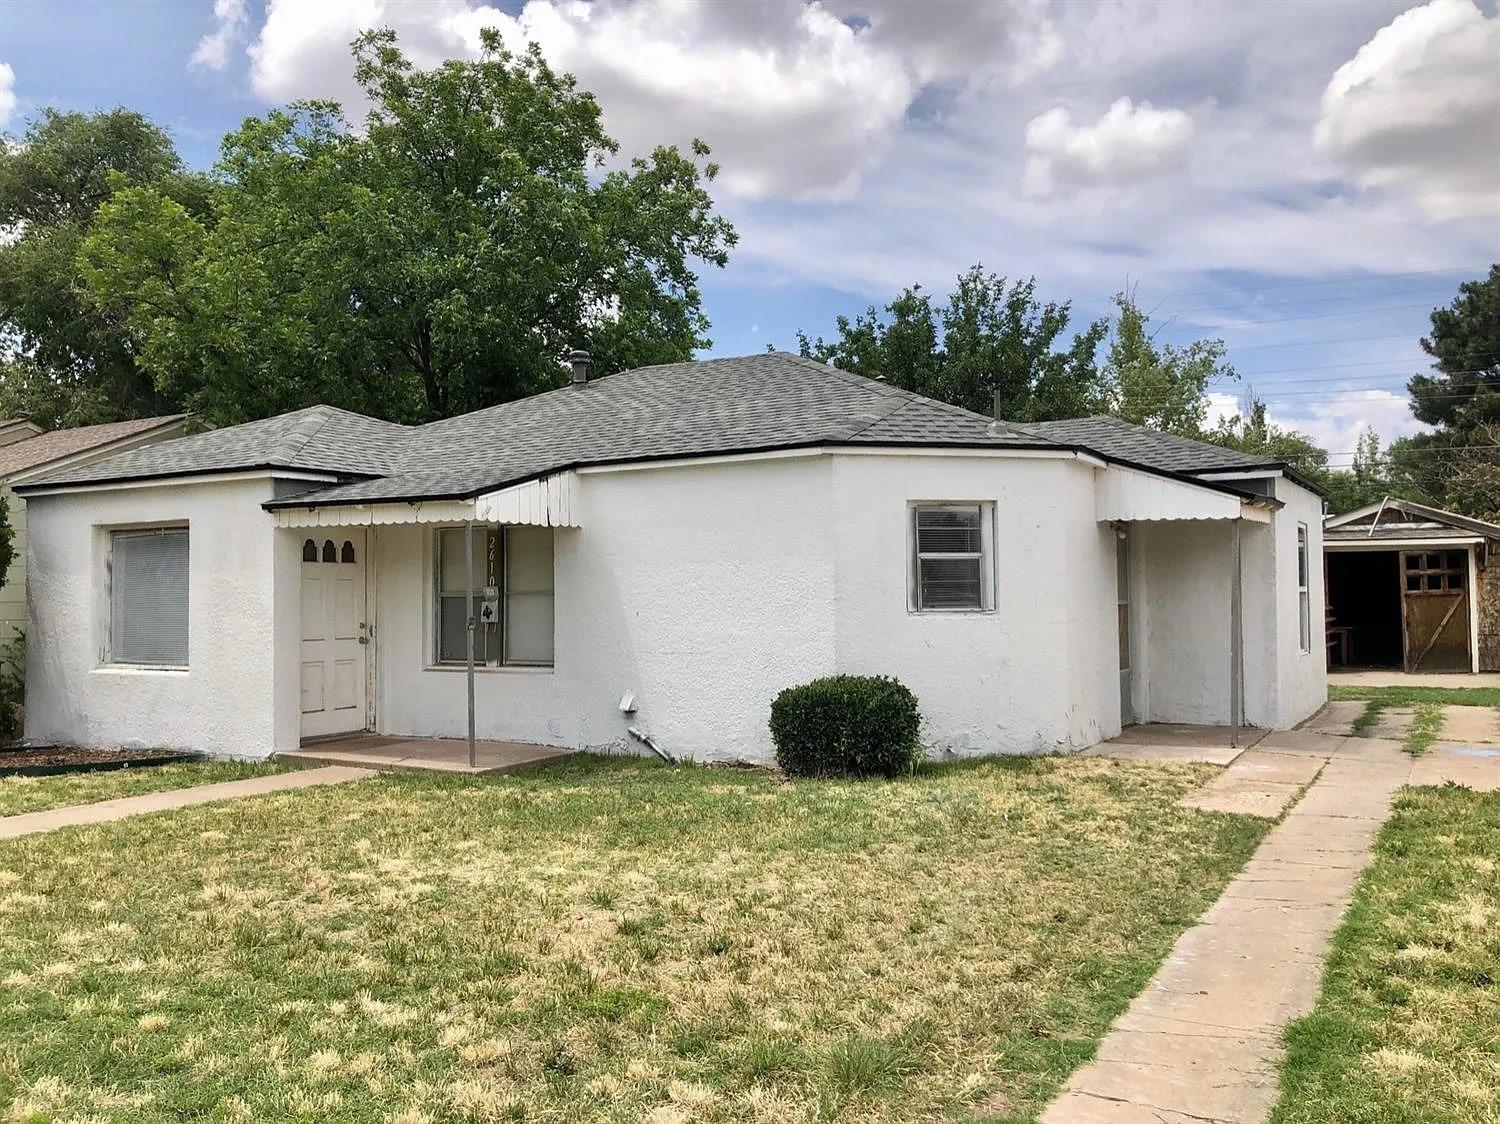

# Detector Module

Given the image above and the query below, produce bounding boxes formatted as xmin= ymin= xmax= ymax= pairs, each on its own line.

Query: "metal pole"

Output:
xmin=1229 ymin=518 xmax=1243 ymax=748
xmin=465 ymin=519 xmax=476 ymax=768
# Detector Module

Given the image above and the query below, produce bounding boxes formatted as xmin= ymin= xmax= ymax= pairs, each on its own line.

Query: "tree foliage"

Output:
xmin=1409 ymin=265 xmax=1499 ymax=432
xmin=79 ymin=29 xmax=735 ymax=425
xmin=1383 ymin=266 xmax=1500 ymax=519
xmin=0 ymin=109 xmax=208 ymax=427
xmin=797 ymin=266 xmax=1109 ymax=422
xmin=1104 ymin=292 xmax=1236 ymax=436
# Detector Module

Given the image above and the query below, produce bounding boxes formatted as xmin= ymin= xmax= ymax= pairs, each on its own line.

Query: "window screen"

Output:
xmin=912 ymin=505 xmax=988 ymax=611
xmin=111 ymin=529 xmax=189 ymax=666
xmin=434 ymin=526 xmax=554 ymax=666
xmin=505 ymin=526 xmax=555 ymax=666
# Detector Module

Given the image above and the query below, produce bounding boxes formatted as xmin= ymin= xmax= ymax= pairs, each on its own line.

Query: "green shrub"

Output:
xmin=769 ymin=675 xmax=922 ymax=779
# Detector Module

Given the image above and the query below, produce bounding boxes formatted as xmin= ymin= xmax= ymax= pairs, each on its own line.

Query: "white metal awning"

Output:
xmin=1096 ymin=465 xmax=1272 ymax=524
xmin=270 ymin=471 xmax=580 ymax=529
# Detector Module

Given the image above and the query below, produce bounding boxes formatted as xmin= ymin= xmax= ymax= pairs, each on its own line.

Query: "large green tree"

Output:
xmin=797 ymin=266 xmax=1109 ymax=421
xmin=82 ymin=29 xmax=736 ymax=425
xmin=1409 ymin=265 xmax=1499 ymax=432
xmin=1104 ymin=293 xmax=1236 ymax=437
xmin=0 ymin=109 xmax=208 ymax=426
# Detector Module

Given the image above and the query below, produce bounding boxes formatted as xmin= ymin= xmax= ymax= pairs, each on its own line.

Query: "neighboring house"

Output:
xmin=14 ymin=354 xmax=1325 ymax=763
xmin=0 ymin=415 xmax=191 ymax=657
xmin=1324 ymin=497 xmax=1499 ymax=674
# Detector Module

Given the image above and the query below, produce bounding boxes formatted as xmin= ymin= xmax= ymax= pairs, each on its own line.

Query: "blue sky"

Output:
xmin=3 ymin=0 xmax=1497 ymax=461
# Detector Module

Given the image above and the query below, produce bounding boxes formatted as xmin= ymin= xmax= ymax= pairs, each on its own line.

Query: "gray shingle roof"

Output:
xmin=1325 ymin=525 xmax=1482 ymax=542
xmin=19 ymin=405 xmax=412 ymax=489
xmin=1018 ymin=416 xmax=1281 ymax=476
xmin=22 ymin=354 xmax=1057 ymax=504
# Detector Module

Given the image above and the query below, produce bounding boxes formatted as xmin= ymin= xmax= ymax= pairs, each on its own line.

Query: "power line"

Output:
xmin=1144 ymin=265 xmax=1487 ymax=302
xmin=1168 ymin=301 xmax=1436 ymax=326
xmin=1161 ymin=283 xmax=1470 ymax=315
xmin=1220 ymin=332 xmax=1416 ymax=352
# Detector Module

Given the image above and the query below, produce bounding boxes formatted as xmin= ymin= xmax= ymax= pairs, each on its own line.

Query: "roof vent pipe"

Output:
xmin=569 ymin=349 xmax=592 ymax=387
xmin=992 ymin=388 xmax=1003 ymax=421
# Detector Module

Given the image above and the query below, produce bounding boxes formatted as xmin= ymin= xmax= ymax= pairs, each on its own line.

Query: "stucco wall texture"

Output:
xmin=23 ymin=452 xmax=1326 ymax=763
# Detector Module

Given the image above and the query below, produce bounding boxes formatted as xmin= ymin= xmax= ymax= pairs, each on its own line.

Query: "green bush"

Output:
xmin=769 ymin=675 xmax=922 ymax=779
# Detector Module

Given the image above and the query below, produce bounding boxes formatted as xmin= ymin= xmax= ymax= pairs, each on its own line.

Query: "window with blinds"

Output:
xmin=910 ymin=504 xmax=993 ymax=612
xmin=434 ymin=525 xmax=555 ymax=667
xmin=110 ymin=529 xmax=189 ymax=666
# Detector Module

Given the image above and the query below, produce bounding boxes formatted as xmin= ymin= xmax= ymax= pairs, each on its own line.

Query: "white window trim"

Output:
xmin=1297 ymin=522 xmax=1311 ymax=654
xmin=429 ymin=524 xmax=555 ymax=669
xmin=104 ymin=525 xmax=190 ymax=670
xmin=907 ymin=502 xmax=996 ymax=614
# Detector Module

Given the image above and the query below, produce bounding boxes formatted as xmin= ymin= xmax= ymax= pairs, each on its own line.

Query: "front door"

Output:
xmin=300 ymin=532 xmax=367 ymax=739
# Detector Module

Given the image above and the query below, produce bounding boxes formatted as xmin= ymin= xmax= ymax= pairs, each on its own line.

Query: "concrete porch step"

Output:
xmin=279 ymin=734 xmax=574 ymax=776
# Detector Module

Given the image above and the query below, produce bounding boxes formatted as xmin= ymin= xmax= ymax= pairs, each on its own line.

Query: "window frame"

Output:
xmin=106 ymin=525 xmax=190 ymax=669
xmin=1296 ymin=522 xmax=1311 ymax=653
xmin=907 ymin=502 xmax=996 ymax=614
xmin=431 ymin=524 xmax=555 ymax=669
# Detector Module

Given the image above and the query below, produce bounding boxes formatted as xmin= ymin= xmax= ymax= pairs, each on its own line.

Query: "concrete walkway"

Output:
xmin=1043 ymin=732 xmax=1410 ymax=1123
xmin=0 ymin=766 xmax=374 ymax=840
xmin=1047 ymin=717 xmax=1500 ymax=1124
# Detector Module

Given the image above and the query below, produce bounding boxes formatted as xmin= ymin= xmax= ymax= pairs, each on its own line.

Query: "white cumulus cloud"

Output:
xmin=1208 ymin=388 xmax=1429 ymax=465
xmin=191 ymin=0 xmax=251 ymax=71
xmin=0 ymin=62 xmax=16 ymax=128
xmin=244 ymin=0 xmax=1062 ymax=201
xmin=1316 ymin=0 xmax=1500 ymax=219
xmin=1022 ymin=96 xmax=1194 ymax=195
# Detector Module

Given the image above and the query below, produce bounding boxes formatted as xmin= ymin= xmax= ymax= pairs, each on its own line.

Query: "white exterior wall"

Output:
xmin=830 ymin=453 xmax=1117 ymax=755
xmin=1136 ymin=520 xmax=1235 ymax=724
xmin=1273 ymin=478 xmax=1327 ymax=726
xmin=369 ymin=455 xmax=837 ymax=763
xmin=24 ymin=477 xmax=287 ymax=757
xmin=371 ymin=450 xmax=1117 ymax=763
xmin=1129 ymin=476 xmax=1326 ymax=729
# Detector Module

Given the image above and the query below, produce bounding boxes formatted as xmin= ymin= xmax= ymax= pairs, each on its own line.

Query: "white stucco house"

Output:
xmin=14 ymin=353 xmax=1326 ymax=764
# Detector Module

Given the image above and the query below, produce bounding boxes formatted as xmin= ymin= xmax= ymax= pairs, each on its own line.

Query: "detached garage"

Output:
xmin=1324 ymin=497 xmax=1500 ymax=674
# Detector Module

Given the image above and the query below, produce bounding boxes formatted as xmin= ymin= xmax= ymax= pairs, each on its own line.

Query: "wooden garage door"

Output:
xmin=1402 ymin=550 xmax=1470 ymax=672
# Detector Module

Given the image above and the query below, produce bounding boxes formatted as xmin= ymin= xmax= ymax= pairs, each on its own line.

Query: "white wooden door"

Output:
xmin=300 ymin=532 xmax=367 ymax=739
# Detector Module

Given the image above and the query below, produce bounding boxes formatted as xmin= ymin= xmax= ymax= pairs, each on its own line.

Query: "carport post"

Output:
xmin=465 ymin=519 xmax=476 ymax=769
xmin=1230 ymin=518 xmax=1243 ymax=747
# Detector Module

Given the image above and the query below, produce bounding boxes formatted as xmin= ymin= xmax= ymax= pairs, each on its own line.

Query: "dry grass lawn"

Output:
xmin=1273 ymin=785 xmax=1499 ymax=1124
xmin=0 ymin=761 xmax=282 ymax=818
xmin=0 ymin=755 xmax=1267 ymax=1123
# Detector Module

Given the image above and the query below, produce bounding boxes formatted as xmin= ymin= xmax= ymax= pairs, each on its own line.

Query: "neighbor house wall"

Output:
xmin=828 ymin=452 xmax=1117 ymax=756
xmin=368 ymin=454 xmax=838 ymax=764
xmin=25 ymin=477 xmax=285 ymax=757
xmin=0 ymin=484 xmax=26 ymax=654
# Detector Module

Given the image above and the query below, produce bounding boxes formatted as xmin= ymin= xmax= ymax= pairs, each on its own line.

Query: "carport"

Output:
xmin=1324 ymin=497 xmax=1499 ymax=674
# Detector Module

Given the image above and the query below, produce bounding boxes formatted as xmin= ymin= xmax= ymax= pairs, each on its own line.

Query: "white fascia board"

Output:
xmin=18 ymin=468 xmax=344 ymax=498
xmin=575 ymin=444 xmax=1106 ymax=477
xmin=1325 ymin=536 xmax=1483 ymax=551
xmin=1193 ymin=468 xmax=1283 ymax=482
xmin=1324 ymin=498 xmax=1392 ymax=528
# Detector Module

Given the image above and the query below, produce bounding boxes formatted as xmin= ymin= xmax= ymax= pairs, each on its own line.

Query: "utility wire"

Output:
xmin=1144 ymin=265 xmax=1487 ymax=302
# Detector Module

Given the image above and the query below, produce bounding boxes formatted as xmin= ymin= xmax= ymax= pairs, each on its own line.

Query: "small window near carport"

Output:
xmin=1297 ymin=523 xmax=1311 ymax=652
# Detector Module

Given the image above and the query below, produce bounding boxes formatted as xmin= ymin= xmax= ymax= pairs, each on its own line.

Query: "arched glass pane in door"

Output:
xmin=322 ymin=540 xmax=336 ymax=563
xmin=341 ymin=540 xmax=356 ymax=563
xmin=302 ymin=539 xmax=318 ymax=562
